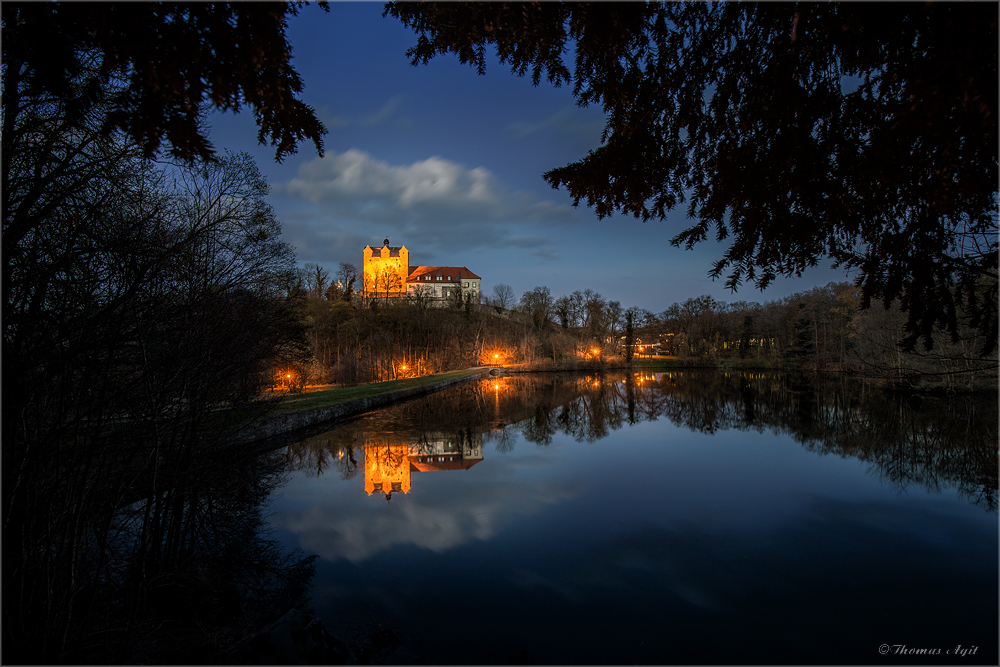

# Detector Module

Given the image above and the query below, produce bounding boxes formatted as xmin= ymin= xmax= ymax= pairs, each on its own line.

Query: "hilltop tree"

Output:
xmin=492 ymin=282 xmax=516 ymax=312
xmin=520 ymin=286 xmax=554 ymax=329
xmin=335 ymin=262 xmax=360 ymax=300
xmin=387 ymin=1 xmax=998 ymax=353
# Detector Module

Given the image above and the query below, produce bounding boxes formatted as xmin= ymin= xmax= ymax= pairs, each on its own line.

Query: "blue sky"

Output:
xmin=208 ymin=2 xmax=852 ymax=313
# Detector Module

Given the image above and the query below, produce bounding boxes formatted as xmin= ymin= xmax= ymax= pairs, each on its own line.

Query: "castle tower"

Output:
xmin=363 ymin=238 xmax=409 ymax=298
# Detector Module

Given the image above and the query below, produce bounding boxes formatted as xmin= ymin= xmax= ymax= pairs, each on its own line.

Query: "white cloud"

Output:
xmin=315 ymin=96 xmax=408 ymax=130
xmin=276 ymin=148 xmax=585 ymax=256
xmin=507 ymin=107 xmax=606 ymax=142
xmin=282 ymin=475 xmax=583 ymax=564
xmin=361 ymin=96 xmax=405 ymax=127
xmin=285 ymin=149 xmax=500 ymax=211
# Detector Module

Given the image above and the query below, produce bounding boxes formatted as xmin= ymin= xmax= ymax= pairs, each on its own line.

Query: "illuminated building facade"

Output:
xmin=363 ymin=238 xmax=481 ymax=304
xmin=363 ymin=431 xmax=484 ymax=500
xmin=364 ymin=444 xmax=412 ymax=497
xmin=363 ymin=239 xmax=410 ymax=298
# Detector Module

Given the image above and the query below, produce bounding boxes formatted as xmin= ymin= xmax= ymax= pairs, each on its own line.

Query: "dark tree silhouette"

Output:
xmin=387 ymin=1 xmax=998 ymax=352
xmin=2 ymin=4 xmax=327 ymax=655
xmin=2 ymin=2 xmax=327 ymax=163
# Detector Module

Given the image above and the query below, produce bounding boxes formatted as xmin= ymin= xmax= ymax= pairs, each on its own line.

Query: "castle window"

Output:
xmin=464 ymin=282 xmax=469 ymax=287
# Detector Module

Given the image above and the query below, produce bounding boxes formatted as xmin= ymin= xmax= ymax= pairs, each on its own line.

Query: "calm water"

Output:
xmin=268 ymin=371 xmax=998 ymax=665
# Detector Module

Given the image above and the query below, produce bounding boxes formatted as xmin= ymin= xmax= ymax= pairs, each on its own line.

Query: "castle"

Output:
xmin=363 ymin=238 xmax=481 ymax=304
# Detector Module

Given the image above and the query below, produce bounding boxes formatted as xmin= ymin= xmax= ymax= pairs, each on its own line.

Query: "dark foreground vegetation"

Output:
xmin=389 ymin=1 xmax=998 ymax=354
xmin=3 ymin=2 xmax=995 ymax=663
xmin=2 ymin=5 xmax=325 ymax=662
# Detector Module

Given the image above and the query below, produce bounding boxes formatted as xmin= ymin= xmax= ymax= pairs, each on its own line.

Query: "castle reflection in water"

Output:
xmin=363 ymin=432 xmax=484 ymax=500
xmin=287 ymin=370 xmax=996 ymax=512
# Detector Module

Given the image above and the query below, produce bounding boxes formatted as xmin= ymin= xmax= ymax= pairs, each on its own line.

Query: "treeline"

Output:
xmin=650 ymin=282 xmax=997 ymax=389
xmin=284 ymin=277 xmax=655 ymax=387
xmin=288 ymin=275 xmax=995 ymax=391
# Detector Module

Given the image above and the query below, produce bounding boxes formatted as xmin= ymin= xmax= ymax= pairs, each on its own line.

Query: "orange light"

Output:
xmin=401 ymin=365 xmax=407 ymax=370
xmin=286 ymin=374 xmax=291 ymax=378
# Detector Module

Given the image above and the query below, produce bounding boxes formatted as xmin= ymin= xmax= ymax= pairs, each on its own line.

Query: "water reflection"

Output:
xmin=363 ymin=433 xmax=483 ymax=500
xmin=43 ymin=448 xmax=317 ymax=664
xmin=288 ymin=371 xmax=997 ymax=512
xmin=275 ymin=371 xmax=996 ymax=664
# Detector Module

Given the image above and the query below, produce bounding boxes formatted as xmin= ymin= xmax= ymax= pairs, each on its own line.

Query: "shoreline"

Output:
xmin=236 ymin=358 xmax=996 ymax=448
xmin=234 ymin=367 xmax=492 ymax=446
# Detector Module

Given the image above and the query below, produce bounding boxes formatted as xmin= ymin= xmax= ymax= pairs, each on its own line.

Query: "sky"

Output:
xmin=208 ymin=2 xmax=852 ymax=314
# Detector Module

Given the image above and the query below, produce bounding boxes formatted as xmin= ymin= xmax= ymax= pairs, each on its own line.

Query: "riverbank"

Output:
xmin=234 ymin=367 xmax=491 ymax=444
xmin=503 ymin=356 xmax=691 ymax=373
xmin=503 ymin=356 xmax=996 ymax=392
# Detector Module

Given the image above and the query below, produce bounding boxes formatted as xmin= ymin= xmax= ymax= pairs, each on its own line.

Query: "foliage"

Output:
xmin=2 ymin=41 xmax=310 ymax=659
xmin=2 ymin=1 xmax=327 ymax=162
xmin=652 ymin=282 xmax=996 ymax=390
xmin=387 ymin=1 xmax=998 ymax=352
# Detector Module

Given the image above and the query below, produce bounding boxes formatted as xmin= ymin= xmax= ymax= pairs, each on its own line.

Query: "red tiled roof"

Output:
xmin=406 ymin=266 xmax=481 ymax=282
xmin=409 ymin=458 xmax=482 ymax=472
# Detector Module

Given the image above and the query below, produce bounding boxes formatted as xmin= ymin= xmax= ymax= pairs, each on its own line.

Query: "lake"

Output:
xmin=268 ymin=371 xmax=998 ymax=665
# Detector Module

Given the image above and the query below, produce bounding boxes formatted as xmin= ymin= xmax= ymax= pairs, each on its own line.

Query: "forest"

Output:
xmin=287 ymin=266 xmax=997 ymax=393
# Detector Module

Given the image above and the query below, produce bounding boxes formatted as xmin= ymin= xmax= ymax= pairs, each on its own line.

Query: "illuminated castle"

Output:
xmin=363 ymin=238 xmax=481 ymax=304
xmin=363 ymin=432 xmax=484 ymax=501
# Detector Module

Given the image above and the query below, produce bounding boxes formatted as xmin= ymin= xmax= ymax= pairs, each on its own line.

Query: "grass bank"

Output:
xmin=230 ymin=368 xmax=490 ymax=445
xmin=268 ymin=368 xmax=487 ymax=417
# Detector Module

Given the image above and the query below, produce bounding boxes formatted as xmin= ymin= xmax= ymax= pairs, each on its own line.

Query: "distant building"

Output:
xmin=406 ymin=265 xmax=481 ymax=304
xmin=362 ymin=238 xmax=481 ymax=305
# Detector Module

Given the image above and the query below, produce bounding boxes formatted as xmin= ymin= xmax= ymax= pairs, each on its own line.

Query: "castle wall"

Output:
xmin=363 ymin=244 xmax=409 ymax=297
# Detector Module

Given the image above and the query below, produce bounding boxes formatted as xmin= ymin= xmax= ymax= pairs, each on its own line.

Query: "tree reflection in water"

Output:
xmin=23 ymin=448 xmax=319 ymax=664
xmin=289 ymin=371 xmax=997 ymax=512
